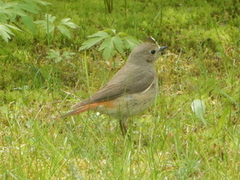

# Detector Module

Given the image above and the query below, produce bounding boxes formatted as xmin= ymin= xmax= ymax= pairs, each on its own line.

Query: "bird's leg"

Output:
xmin=119 ymin=118 xmax=128 ymax=137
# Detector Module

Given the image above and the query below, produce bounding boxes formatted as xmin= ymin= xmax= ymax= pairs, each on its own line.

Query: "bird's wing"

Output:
xmin=73 ymin=69 xmax=155 ymax=108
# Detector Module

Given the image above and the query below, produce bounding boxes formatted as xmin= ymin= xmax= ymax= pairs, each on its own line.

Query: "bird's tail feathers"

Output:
xmin=61 ymin=103 xmax=99 ymax=118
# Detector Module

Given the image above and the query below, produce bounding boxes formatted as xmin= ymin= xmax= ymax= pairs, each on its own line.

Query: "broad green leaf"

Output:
xmin=191 ymin=99 xmax=207 ymax=125
xmin=54 ymin=57 xmax=63 ymax=63
xmin=217 ymin=108 xmax=230 ymax=132
xmin=0 ymin=2 xmax=27 ymax=22
xmin=46 ymin=49 xmax=62 ymax=63
xmin=46 ymin=24 xmax=55 ymax=34
xmin=99 ymin=37 xmax=115 ymax=60
xmin=62 ymin=51 xmax=75 ymax=59
xmin=6 ymin=24 xmax=21 ymax=31
xmin=18 ymin=1 xmax=40 ymax=14
xmin=123 ymin=36 xmax=140 ymax=50
xmin=112 ymin=35 xmax=124 ymax=54
xmin=80 ymin=30 xmax=139 ymax=59
xmin=0 ymin=2 xmax=17 ymax=9
xmin=98 ymin=37 xmax=111 ymax=51
xmin=0 ymin=24 xmax=21 ymax=42
xmin=104 ymin=29 xmax=116 ymax=35
xmin=22 ymin=15 xmax=35 ymax=33
xmin=79 ymin=37 xmax=105 ymax=51
xmin=64 ymin=21 xmax=79 ymax=29
xmin=32 ymin=0 xmax=51 ymax=6
xmin=34 ymin=20 xmax=46 ymax=24
xmin=35 ymin=19 xmax=55 ymax=33
xmin=60 ymin=18 xmax=78 ymax=28
xmin=0 ymin=25 xmax=13 ymax=42
xmin=60 ymin=18 xmax=70 ymax=24
xmin=87 ymin=31 xmax=110 ymax=38
xmin=57 ymin=25 xmax=71 ymax=38
xmin=46 ymin=49 xmax=60 ymax=58
xmin=44 ymin=14 xmax=56 ymax=23
xmin=117 ymin=32 xmax=128 ymax=36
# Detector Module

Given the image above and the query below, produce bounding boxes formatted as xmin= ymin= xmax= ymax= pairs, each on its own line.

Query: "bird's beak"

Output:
xmin=158 ymin=46 xmax=167 ymax=51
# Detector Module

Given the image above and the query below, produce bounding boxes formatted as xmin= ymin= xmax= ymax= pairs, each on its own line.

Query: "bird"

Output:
xmin=62 ymin=39 xmax=167 ymax=136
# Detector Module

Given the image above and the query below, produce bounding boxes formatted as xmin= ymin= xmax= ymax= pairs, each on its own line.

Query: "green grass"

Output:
xmin=0 ymin=0 xmax=239 ymax=179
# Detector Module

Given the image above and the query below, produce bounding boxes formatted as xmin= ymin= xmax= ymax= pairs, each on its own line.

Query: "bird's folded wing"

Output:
xmin=73 ymin=71 xmax=155 ymax=108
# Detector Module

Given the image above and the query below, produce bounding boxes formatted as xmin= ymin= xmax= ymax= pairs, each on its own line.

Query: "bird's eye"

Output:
xmin=150 ymin=50 xmax=156 ymax=54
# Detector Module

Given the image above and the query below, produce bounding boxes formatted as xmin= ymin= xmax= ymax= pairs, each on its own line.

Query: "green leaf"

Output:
xmin=104 ymin=29 xmax=116 ymax=35
xmin=45 ymin=14 xmax=56 ymax=23
xmin=217 ymin=108 xmax=230 ymax=132
xmin=46 ymin=49 xmax=63 ymax=63
xmin=0 ymin=25 xmax=13 ymax=42
xmin=112 ymin=35 xmax=124 ymax=54
xmin=80 ymin=29 xmax=139 ymax=59
xmin=62 ymin=51 xmax=75 ymax=59
xmin=0 ymin=24 xmax=21 ymax=42
xmin=35 ymin=18 xmax=55 ymax=34
xmin=87 ymin=31 xmax=110 ymax=38
xmin=60 ymin=18 xmax=78 ymax=28
xmin=191 ymin=99 xmax=207 ymax=125
xmin=0 ymin=2 xmax=27 ymax=22
xmin=79 ymin=37 xmax=105 ymax=51
xmin=123 ymin=36 xmax=140 ymax=50
xmin=46 ymin=49 xmax=60 ymax=58
xmin=34 ymin=20 xmax=45 ymax=24
xmin=98 ymin=37 xmax=111 ymax=51
xmin=57 ymin=25 xmax=71 ymax=38
xmin=22 ymin=15 xmax=35 ymax=33
xmin=32 ymin=0 xmax=51 ymax=6
xmin=98 ymin=37 xmax=115 ymax=60
xmin=18 ymin=1 xmax=40 ymax=14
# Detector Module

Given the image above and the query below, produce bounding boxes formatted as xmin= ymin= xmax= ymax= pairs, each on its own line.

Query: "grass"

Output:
xmin=0 ymin=0 xmax=239 ymax=179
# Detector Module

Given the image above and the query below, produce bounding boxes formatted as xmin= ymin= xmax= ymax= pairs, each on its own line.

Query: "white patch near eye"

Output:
xmin=150 ymin=36 xmax=159 ymax=46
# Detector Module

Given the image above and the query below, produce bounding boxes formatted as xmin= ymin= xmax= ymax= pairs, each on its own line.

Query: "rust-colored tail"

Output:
xmin=61 ymin=103 xmax=99 ymax=118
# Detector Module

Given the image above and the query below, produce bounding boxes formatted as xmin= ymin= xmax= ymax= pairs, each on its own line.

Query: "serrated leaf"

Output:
xmin=6 ymin=24 xmax=21 ymax=31
xmin=0 ymin=24 xmax=21 ymax=42
xmin=46 ymin=49 xmax=60 ymax=59
xmin=79 ymin=37 xmax=105 ymax=51
xmin=98 ymin=37 xmax=111 ymax=51
xmin=60 ymin=18 xmax=70 ymax=24
xmin=98 ymin=37 xmax=115 ymax=60
xmin=60 ymin=18 xmax=78 ymax=28
xmin=60 ymin=18 xmax=68 ymax=24
xmin=0 ymin=2 xmax=27 ymax=18
xmin=62 ymin=51 xmax=75 ymax=59
xmin=44 ymin=14 xmax=56 ymax=23
xmin=64 ymin=21 xmax=79 ymax=28
xmin=191 ymin=99 xmax=207 ymax=125
xmin=46 ymin=49 xmax=63 ymax=63
xmin=54 ymin=57 xmax=63 ymax=63
xmin=117 ymin=32 xmax=128 ymax=36
xmin=0 ymin=25 xmax=13 ymax=42
xmin=18 ymin=1 xmax=40 ymax=14
xmin=0 ymin=1 xmax=17 ymax=9
xmin=57 ymin=25 xmax=71 ymax=38
xmin=123 ymin=37 xmax=140 ymax=50
xmin=104 ymin=29 xmax=116 ymax=35
xmin=35 ymin=19 xmax=55 ymax=33
xmin=112 ymin=35 xmax=124 ymax=54
xmin=87 ymin=31 xmax=110 ymax=38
